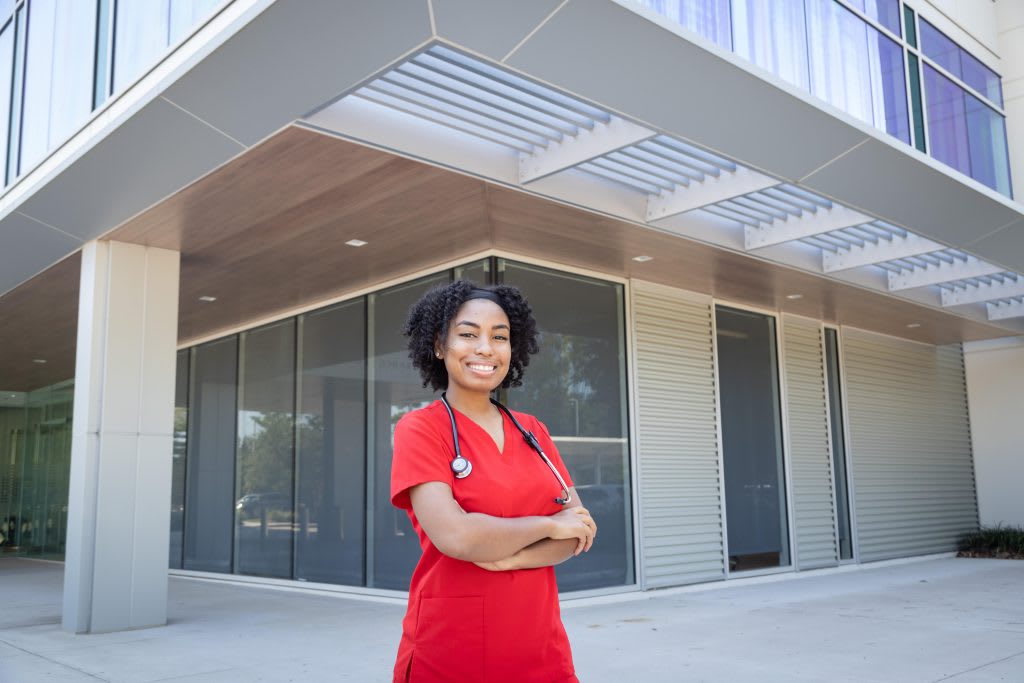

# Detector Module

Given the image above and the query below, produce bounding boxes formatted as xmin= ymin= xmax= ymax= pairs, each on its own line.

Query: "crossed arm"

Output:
xmin=408 ymin=482 xmax=597 ymax=571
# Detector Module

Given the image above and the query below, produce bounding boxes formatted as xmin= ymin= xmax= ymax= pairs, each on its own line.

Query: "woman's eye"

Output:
xmin=460 ymin=332 xmax=476 ymax=338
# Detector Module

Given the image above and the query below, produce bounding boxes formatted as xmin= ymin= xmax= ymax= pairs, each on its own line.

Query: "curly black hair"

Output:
xmin=404 ymin=280 xmax=539 ymax=392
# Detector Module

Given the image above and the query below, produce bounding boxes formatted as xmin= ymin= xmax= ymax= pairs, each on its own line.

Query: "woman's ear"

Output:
xmin=433 ymin=334 xmax=443 ymax=360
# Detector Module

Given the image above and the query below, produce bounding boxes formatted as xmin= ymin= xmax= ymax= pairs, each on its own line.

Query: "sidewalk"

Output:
xmin=1 ymin=556 xmax=1021 ymax=682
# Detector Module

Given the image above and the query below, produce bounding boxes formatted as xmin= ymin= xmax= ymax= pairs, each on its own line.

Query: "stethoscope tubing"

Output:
xmin=440 ymin=392 xmax=572 ymax=506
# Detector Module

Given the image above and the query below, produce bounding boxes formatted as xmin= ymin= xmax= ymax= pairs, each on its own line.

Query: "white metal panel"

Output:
xmin=781 ymin=316 xmax=838 ymax=569
xmin=841 ymin=330 xmax=978 ymax=562
xmin=632 ymin=282 xmax=724 ymax=587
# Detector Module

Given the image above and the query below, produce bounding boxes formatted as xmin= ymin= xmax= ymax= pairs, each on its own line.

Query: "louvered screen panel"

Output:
xmin=632 ymin=282 xmax=724 ymax=588
xmin=781 ymin=316 xmax=838 ymax=569
xmin=842 ymin=329 xmax=978 ymax=561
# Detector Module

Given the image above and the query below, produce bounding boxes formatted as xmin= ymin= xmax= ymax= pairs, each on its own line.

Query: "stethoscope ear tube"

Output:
xmin=439 ymin=393 xmax=572 ymax=505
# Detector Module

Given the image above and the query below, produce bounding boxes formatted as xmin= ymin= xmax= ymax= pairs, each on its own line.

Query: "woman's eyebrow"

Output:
xmin=454 ymin=320 xmax=509 ymax=330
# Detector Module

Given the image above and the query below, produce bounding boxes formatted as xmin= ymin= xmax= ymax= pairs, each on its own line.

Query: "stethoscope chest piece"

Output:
xmin=451 ymin=455 xmax=472 ymax=479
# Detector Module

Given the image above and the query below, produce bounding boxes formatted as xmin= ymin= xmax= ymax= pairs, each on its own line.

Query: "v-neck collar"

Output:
xmin=447 ymin=401 xmax=510 ymax=456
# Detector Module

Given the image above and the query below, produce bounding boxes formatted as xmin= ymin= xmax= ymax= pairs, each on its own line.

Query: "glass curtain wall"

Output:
xmin=634 ymin=0 xmax=1009 ymax=196
xmin=183 ymin=337 xmax=237 ymax=572
xmin=0 ymin=380 xmax=73 ymax=559
xmin=501 ymin=261 xmax=634 ymax=592
xmin=173 ymin=259 xmax=634 ymax=593
xmin=824 ymin=328 xmax=853 ymax=560
xmin=715 ymin=306 xmax=790 ymax=572
xmin=0 ymin=0 xmax=224 ymax=188
xmin=169 ymin=349 xmax=189 ymax=568
xmin=234 ymin=320 xmax=295 ymax=578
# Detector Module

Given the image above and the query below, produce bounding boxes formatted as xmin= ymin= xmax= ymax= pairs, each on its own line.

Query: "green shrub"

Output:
xmin=958 ymin=525 xmax=1024 ymax=556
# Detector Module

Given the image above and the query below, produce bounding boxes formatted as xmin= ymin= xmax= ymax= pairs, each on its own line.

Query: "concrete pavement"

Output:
xmin=1 ymin=556 xmax=1021 ymax=682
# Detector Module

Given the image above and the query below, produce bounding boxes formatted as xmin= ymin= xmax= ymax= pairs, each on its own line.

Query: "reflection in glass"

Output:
xmin=636 ymin=0 xmax=732 ymax=49
xmin=369 ymin=274 xmax=449 ymax=589
xmin=806 ymin=0 xmax=909 ymax=144
xmin=824 ymin=329 xmax=852 ymax=560
xmin=716 ymin=306 xmax=789 ymax=572
xmin=296 ymin=301 xmax=367 ymax=585
xmin=731 ymin=0 xmax=808 ymax=90
xmin=169 ymin=350 xmax=189 ymax=569
xmin=19 ymin=0 xmax=96 ymax=172
xmin=502 ymin=261 xmax=633 ymax=591
xmin=919 ymin=19 xmax=1002 ymax=107
xmin=183 ymin=338 xmax=237 ymax=572
xmin=235 ymin=321 xmax=295 ymax=578
xmin=0 ymin=20 xmax=14 ymax=185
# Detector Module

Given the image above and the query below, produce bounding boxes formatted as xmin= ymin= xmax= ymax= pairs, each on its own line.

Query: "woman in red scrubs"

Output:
xmin=391 ymin=280 xmax=597 ymax=683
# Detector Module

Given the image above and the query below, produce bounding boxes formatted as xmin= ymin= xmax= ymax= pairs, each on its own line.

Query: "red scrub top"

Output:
xmin=390 ymin=400 xmax=578 ymax=683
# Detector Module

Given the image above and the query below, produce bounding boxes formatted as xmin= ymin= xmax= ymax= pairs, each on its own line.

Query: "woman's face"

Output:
xmin=437 ymin=298 xmax=512 ymax=396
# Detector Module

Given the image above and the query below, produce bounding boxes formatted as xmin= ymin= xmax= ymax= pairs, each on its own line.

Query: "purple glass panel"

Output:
xmin=731 ymin=0 xmax=809 ymax=89
xmin=865 ymin=0 xmax=901 ymax=35
xmin=874 ymin=29 xmax=910 ymax=143
xmin=923 ymin=64 xmax=971 ymax=178
xmin=636 ymin=0 xmax=732 ymax=50
xmin=919 ymin=19 xmax=961 ymax=79
xmin=961 ymin=51 xmax=1003 ymax=107
xmin=965 ymin=92 xmax=1011 ymax=195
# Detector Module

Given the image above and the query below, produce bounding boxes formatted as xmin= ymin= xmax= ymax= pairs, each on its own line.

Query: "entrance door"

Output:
xmin=716 ymin=306 xmax=790 ymax=572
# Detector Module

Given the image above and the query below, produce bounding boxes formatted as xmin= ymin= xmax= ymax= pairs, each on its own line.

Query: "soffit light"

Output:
xmin=345 ymin=239 xmax=368 ymax=247
xmin=632 ymin=255 xmax=653 ymax=262
xmin=785 ymin=294 xmax=803 ymax=300
xmin=906 ymin=323 xmax=921 ymax=329
xmin=32 ymin=359 xmax=46 ymax=364
xmin=199 ymin=296 xmax=217 ymax=302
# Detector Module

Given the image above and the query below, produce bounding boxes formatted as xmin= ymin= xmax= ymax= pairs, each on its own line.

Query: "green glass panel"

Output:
xmin=908 ymin=53 xmax=927 ymax=152
xmin=904 ymin=6 xmax=917 ymax=47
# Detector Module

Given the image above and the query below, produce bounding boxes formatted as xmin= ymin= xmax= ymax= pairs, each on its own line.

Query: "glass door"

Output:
xmin=716 ymin=306 xmax=790 ymax=572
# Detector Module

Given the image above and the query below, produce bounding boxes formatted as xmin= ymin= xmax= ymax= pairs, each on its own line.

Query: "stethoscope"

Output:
xmin=440 ymin=392 xmax=572 ymax=506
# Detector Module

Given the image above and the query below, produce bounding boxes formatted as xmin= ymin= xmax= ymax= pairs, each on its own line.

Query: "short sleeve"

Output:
xmin=527 ymin=415 xmax=574 ymax=490
xmin=390 ymin=409 xmax=454 ymax=510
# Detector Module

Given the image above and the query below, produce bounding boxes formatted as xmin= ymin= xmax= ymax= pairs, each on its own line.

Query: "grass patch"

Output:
xmin=957 ymin=525 xmax=1024 ymax=560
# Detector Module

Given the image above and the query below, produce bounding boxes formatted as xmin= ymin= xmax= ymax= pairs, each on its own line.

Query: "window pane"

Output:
xmin=919 ymin=19 xmax=960 ymax=79
xmin=863 ymin=0 xmax=900 ymax=36
xmin=716 ymin=307 xmax=789 ymax=572
xmin=169 ymin=0 xmax=222 ymax=44
xmin=20 ymin=0 xmax=96 ymax=171
xmin=635 ymin=0 xmax=732 ymax=50
xmin=923 ymin=63 xmax=971 ymax=178
xmin=370 ymin=273 xmax=449 ymax=590
xmin=0 ymin=20 xmax=13 ymax=185
xmin=960 ymin=51 xmax=1003 ymax=108
xmin=824 ymin=329 xmax=852 ymax=561
xmin=113 ymin=0 xmax=170 ymax=92
xmin=503 ymin=261 xmax=634 ymax=591
xmin=235 ymin=320 xmax=295 ymax=579
xmin=731 ymin=0 xmax=809 ymax=90
xmin=183 ymin=337 xmax=237 ymax=573
xmin=965 ymin=93 xmax=1011 ymax=196
xmin=169 ymin=349 xmax=189 ymax=570
xmin=807 ymin=0 xmax=909 ymax=143
xmin=296 ymin=301 xmax=366 ymax=586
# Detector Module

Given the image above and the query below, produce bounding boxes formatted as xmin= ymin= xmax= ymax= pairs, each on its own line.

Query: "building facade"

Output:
xmin=0 ymin=0 xmax=1022 ymax=633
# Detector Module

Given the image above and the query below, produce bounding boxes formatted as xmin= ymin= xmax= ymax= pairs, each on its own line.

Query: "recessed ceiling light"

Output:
xmin=199 ymin=296 xmax=217 ymax=302
xmin=906 ymin=323 xmax=921 ymax=329
xmin=785 ymin=294 xmax=803 ymax=300
xmin=632 ymin=255 xmax=653 ymax=262
xmin=32 ymin=359 xmax=46 ymax=364
xmin=345 ymin=239 xmax=368 ymax=247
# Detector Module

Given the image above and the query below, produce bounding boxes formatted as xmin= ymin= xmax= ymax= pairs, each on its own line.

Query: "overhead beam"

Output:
xmin=943 ymin=278 xmax=1024 ymax=306
xmin=987 ymin=299 xmax=1024 ymax=321
xmin=823 ymin=233 xmax=944 ymax=272
xmin=887 ymin=257 xmax=1004 ymax=291
xmin=645 ymin=167 xmax=778 ymax=222
xmin=745 ymin=205 xmax=872 ymax=250
xmin=518 ymin=116 xmax=655 ymax=184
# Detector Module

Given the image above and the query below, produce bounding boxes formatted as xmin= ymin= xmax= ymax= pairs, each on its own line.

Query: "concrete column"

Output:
xmin=63 ymin=240 xmax=180 ymax=634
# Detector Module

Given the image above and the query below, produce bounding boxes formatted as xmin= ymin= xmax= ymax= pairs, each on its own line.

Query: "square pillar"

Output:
xmin=63 ymin=240 xmax=180 ymax=634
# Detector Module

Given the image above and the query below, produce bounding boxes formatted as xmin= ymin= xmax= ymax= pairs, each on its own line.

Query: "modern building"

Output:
xmin=0 ymin=0 xmax=1022 ymax=634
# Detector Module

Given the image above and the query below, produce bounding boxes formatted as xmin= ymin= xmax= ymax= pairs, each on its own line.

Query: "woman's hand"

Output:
xmin=548 ymin=505 xmax=597 ymax=556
